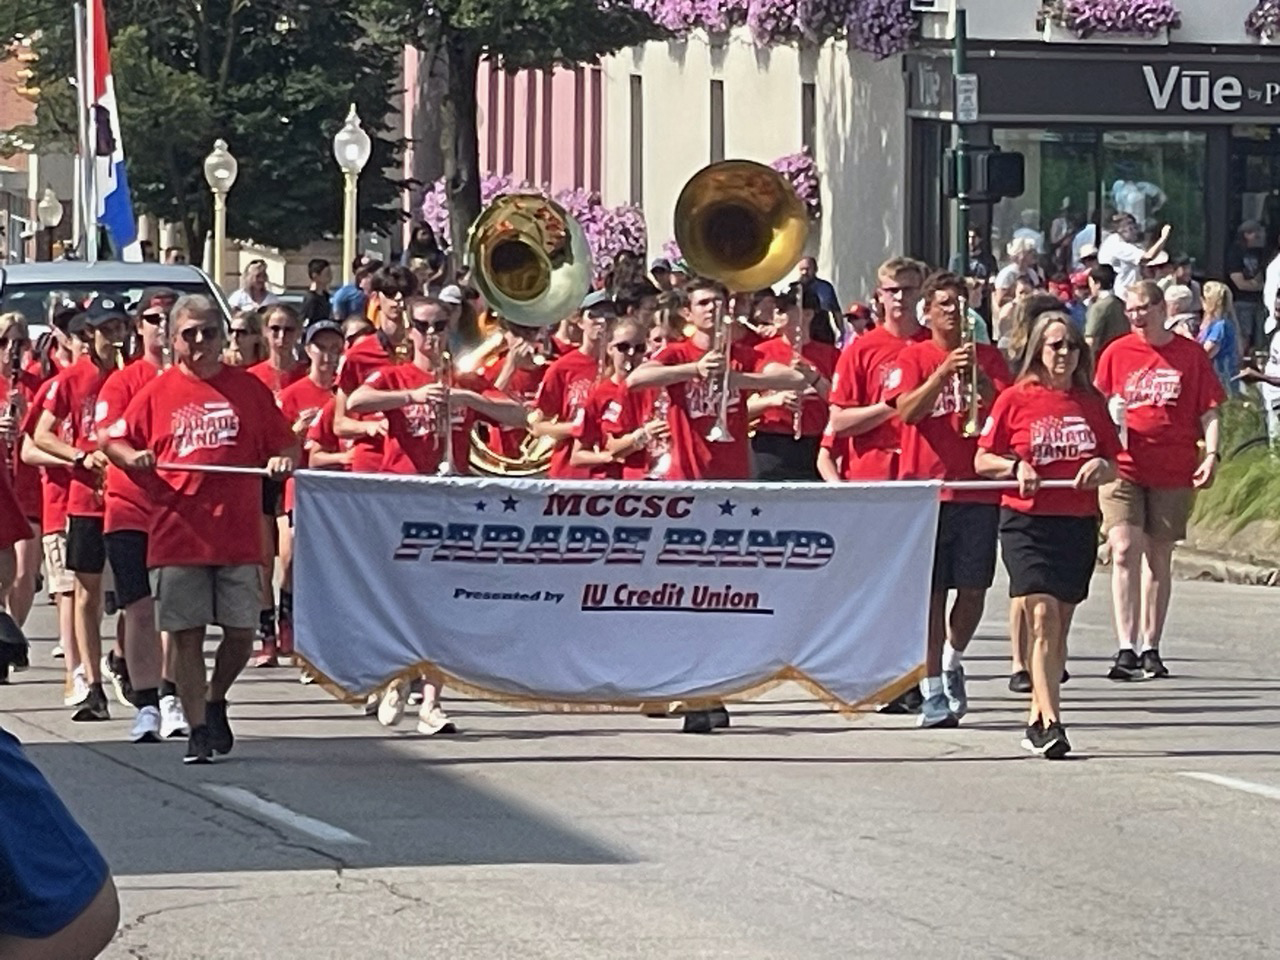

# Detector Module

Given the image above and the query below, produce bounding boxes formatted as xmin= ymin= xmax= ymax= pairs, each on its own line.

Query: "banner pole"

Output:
xmin=155 ymin=462 xmax=274 ymax=477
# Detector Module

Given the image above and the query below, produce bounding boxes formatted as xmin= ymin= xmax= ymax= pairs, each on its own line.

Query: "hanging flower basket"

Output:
xmin=1247 ymin=0 xmax=1280 ymax=42
xmin=1037 ymin=0 xmax=1180 ymax=42
xmin=772 ymin=149 xmax=821 ymax=221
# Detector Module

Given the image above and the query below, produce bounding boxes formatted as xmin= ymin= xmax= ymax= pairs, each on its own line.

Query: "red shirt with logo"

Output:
xmin=248 ymin=359 xmax=308 ymax=398
xmin=362 ymin=365 xmax=473 ymax=475
xmin=572 ymin=379 xmax=650 ymax=480
xmin=4 ymin=367 xmax=44 ymax=520
xmin=534 ymin=350 xmax=601 ymax=479
xmin=114 ymin=365 xmax=294 ymax=567
xmin=23 ymin=378 xmax=70 ymax=535
xmin=752 ymin=338 xmax=839 ymax=437
xmin=42 ymin=357 xmax=111 ymax=518
xmin=95 ymin=357 xmax=163 ymax=534
xmin=828 ymin=326 xmax=929 ymax=480
xmin=648 ymin=339 xmax=761 ymax=481
xmin=979 ymin=382 xmax=1122 ymax=515
xmin=337 ymin=334 xmax=396 ymax=473
xmin=474 ymin=352 xmax=545 ymax=461
xmin=1093 ymin=333 xmax=1225 ymax=488
xmin=885 ymin=339 xmax=1012 ymax=503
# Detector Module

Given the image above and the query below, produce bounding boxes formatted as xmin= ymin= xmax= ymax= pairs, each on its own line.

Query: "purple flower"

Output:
xmin=1042 ymin=0 xmax=1181 ymax=38
xmin=772 ymin=149 xmax=821 ymax=219
xmin=1246 ymin=0 xmax=1280 ymax=38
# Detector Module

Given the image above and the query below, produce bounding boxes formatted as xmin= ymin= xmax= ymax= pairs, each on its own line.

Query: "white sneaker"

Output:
xmin=362 ymin=693 xmax=379 ymax=716
xmin=159 ymin=695 xmax=189 ymax=739
xmin=130 ymin=705 xmax=162 ymax=743
xmin=64 ymin=666 xmax=90 ymax=707
xmin=377 ymin=682 xmax=407 ymax=727
xmin=51 ymin=643 xmax=65 ymax=659
xmin=299 ymin=669 xmax=315 ymax=685
xmin=416 ymin=703 xmax=458 ymax=736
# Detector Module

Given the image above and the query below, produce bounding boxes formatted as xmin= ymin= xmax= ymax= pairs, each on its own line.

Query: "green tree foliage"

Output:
xmin=369 ymin=0 xmax=664 ymax=255
xmin=2 ymin=0 xmax=403 ymax=259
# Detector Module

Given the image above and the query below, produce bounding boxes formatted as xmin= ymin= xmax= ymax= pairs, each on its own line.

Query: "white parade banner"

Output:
xmin=293 ymin=472 xmax=941 ymax=711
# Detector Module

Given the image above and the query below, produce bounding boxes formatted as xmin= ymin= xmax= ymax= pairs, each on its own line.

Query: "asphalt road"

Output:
xmin=3 ymin=568 xmax=1279 ymax=959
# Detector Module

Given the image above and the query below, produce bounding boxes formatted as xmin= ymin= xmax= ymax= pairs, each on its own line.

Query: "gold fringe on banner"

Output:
xmin=289 ymin=654 xmax=925 ymax=720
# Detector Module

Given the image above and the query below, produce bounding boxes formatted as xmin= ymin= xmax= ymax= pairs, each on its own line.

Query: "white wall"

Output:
xmin=602 ymin=31 xmax=907 ymax=304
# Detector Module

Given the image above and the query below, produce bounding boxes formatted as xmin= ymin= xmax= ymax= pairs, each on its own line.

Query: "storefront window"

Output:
xmin=992 ymin=128 xmax=1207 ymax=274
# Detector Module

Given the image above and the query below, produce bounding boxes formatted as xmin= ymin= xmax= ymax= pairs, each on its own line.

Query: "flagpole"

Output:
xmin=73 ymin=1 xmax=90 ymax=259
xmin=80 ymin=0 xmax=98 ymax=263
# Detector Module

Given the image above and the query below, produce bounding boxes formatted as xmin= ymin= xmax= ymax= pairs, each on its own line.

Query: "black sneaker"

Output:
xmin=184 ymin=725 xmax=213 ymax=765
xmin=877 ymin=687 xmax=924 ymax=714
xmin=1107 ymin=649 xmax=1142 ymax=681
xmin=1008 ymin=670 xmax=1032 ymax=693
xmin=1020 ymin=722 xmax=1048 ymax=755
xmin=1061 ymin=669 xmax=1070 ymax=684
xmin=72 ymin=685 xmax=110 ymax=722
xmin=205 ymin=700 xmax=234 ymax=755
xmin=1139 ymin=649 xmax=1169 ymax=679
xmin=708 ymin=706 xmax=731 ymax=729
xmin=1040 ymin=722 xmax=1072 ymax=760
xmin=682 ymin=710 xmax=714 ymax=734
xmin=104 ymin=590 xmax=119 ymax=616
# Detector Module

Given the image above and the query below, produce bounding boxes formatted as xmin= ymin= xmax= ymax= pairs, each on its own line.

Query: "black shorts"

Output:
xmin=262 ymin=477 xmax=284 ymax=517
xmin=104 ymin=530 xmax=151 ymax=607
xmin=932 ymin=502 xmax=998 ymax=592
xmin=64 ymin=516 xmax=106 ymax=575
xmin=1000 ymin=509 xmax=1100 ymax=605
xmin=750 ymin=432 xmax=820 ymax=482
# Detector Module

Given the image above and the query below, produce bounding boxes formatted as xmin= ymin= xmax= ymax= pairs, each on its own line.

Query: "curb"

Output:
xmin=1097 ymin=544 xmax=1280 ymax=587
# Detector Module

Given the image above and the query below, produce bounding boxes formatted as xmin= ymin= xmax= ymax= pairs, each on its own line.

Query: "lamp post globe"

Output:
xmin=37 ymin=187 xmax=63 ymax=230
xmin=333 ymin=105 xmax=372 ymax=284
xmin=203 ymin=139 xmax=237 ymax=292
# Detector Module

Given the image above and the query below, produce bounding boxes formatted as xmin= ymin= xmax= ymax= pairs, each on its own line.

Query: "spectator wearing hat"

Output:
xmin=650 ymin=258 xmax=673 ymax=291
xmin=1228 ymin=220 xmax=1268 ymax=354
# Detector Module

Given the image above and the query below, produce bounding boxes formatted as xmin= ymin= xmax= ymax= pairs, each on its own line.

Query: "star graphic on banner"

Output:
xmin=718 ymin=499 xmax=736 ymax=516
xmin=501 ymin=495 xmax=519 ymax=513
xmin=750 ymin=507 xmax=762 ymax=517
xmin=473 ymin=500 xmax=487 ymax=512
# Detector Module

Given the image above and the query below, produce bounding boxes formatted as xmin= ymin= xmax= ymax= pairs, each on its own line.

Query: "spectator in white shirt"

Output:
xmin=226 ymin=259 xmax=280 ymax=312
xmin=1097 ymin=214 xmax=1170 ymax=296
xmin=993 ymin=237 xmax=1044 ymax=315
xmin=1012 ymin=209 xmax=1045 ymax=254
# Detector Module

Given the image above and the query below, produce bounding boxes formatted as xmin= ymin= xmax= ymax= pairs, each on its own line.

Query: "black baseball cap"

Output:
xmin=304 ymin=320 xmax=344 ymax=345
xmin=136 ymin=286 xmax=179 ymax=316
xmin=70 ymin=295 xmax=130 ymax=335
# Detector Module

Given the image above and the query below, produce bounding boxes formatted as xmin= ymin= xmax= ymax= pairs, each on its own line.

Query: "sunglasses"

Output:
xmin=267 ymin=324 xmax=298 ymax=335
xmin=411 ymin=319 xmax=451 ymax=335
xmin=178 ymin=324 xmax=224 ymax=344
xmin=611 ymin=341 xmax=646 ymax=355
xmin=1045 ymin=339 xmax=1081 ymax=354
xmin=229 ymin=328 xmax=257 ymax=338
xmin=140 ymin=312 xmax=167 ymax=325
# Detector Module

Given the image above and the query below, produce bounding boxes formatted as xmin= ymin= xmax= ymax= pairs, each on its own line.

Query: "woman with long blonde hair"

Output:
xmin=1198 ymin=281 xmax=1241 ymax=393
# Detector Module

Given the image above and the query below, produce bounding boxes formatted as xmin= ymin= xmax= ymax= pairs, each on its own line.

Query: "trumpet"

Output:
xmin=790 ymin=317 xmax=804 ymax=441
xmin=959 ymin=295 xmax=981 ymax=439
xmin=646 ymin=390 xmax=673 ymax=479
xmin=434 ymin=344 xmax=457 ymax=477
xmin=705 ymin=302 xmax=733 ymax=443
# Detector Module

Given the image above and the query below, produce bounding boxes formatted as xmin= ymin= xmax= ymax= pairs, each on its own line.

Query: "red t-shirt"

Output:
xmin=979 ymin=382 xmax=1122 ymax=515
xmin=4 ymin=367 xmax=44 ymax=521
xmin=534 ymin=350 xmax=600 ymax=479
xmin=23 ymin=378 xmax=70 ymax=535
xmin=113 ymin=365 xmax=294 ymax=567
xmin=648 ymin=338 xmax=760 ymax=481
xmin=885 ymin=339 xmax=1012 ymax=503
xmin=572 ymin=379 xmax=650 ymax=480
xmin=752 ymin=338 xmax=839 ymax=437
xmin=362 ymin=365 xmax=474 ymax=475
xmin=248 ymin=359 xmax=308 ymax=398
xmin=337 ymin=334 xmax=395 ymax=473
xmin=304 ymin=398 xmax=347 ymax=464
xmin=1093 ymin=333 xmax=1225 ymax=488
xmin=278 ymin=376 xmax=335 ymax=510
xmin=95 ymin=357 xmax=163 ymax=534
xmin=43 ymin=357 xmax=111 ymax=518
xmin=474 ymin=353 xmax=545 ymax=460
xmin=828 ymin=326 xmax=930 ymax=480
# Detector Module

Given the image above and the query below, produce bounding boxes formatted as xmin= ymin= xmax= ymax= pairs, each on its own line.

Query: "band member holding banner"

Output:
xmin=34 ymin=298 xmax=132 ymax=723
xmin=825 ymin=258 xmax=928 ymax=481
xmin=976 ymin=312 xmax=1120 ymax=758
xmin=1093 ymin=281 xmax=1223 ymax=682
xmin=748 ymin=287 xmax=836 ymax=480
xmin=93 ymin=291 xmax=182 ymax=742
xmin=104 ymin=294 xmax=297 ymax=765
xmin=531 ymin=291 xmax=617 ymax=479
xmin=885 ymin=272 xmax=1012 ymax=729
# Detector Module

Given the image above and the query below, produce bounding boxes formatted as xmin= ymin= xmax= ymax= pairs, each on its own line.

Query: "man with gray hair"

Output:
xmin=1162 ymin=284 xmax=1198 ymax=338
xmin=104 ymin=294 xmax=298 ymax=764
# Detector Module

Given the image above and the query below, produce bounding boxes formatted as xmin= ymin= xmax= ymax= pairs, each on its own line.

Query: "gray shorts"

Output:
xmin=150 ymin=565 xmax=260 ymax=633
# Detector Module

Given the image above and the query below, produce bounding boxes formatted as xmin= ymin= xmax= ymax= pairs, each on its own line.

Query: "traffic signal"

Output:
xmin=944 ymin=147 xmax=1025 ymax=203
xmin=14 ymin=36 xmax=40 ymax=100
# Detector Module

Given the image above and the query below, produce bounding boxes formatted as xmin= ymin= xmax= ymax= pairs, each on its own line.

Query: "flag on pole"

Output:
xmin=86 ymin=0 xmax=140 ymax=261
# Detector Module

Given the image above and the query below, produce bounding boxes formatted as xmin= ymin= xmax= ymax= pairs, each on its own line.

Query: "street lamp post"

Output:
xmin=36 ymin=187 xmax=63 ymax=261
xmin=202 ymin=139 xmax=238 ymax=292
xmin=332 ymin=104 xmax=372 ymax=286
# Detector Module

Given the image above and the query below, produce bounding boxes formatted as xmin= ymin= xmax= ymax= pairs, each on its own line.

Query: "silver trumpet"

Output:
xmin=435 ymin=346 xmax=457 ymax=476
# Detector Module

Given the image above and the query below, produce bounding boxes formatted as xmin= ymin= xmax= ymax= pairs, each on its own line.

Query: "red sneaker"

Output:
xmin=251 ymin=641 xmax=279 ymax=668
xmin=276 ymin=620 xmax=294 ymax=658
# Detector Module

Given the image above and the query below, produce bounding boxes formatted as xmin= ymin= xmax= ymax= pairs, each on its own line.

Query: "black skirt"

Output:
xmin=999 ymin=509 xmax=1099 ymax=605
xmin=751 ymin=432 xmax=820 ymax=482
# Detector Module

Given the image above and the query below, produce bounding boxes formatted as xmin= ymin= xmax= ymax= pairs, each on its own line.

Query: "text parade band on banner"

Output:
xmin=0 ymin=163 xmax=1223 ymax=765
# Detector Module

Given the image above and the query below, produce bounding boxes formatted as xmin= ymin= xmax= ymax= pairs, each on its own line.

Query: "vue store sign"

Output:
xmin=1144 ymin=65 xmax=1279 ymax=112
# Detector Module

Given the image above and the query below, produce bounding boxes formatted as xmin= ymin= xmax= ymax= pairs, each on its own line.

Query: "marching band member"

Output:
xmin=531 ymin=291 xmax=617 ymax=479
xmin=825 ymin=258 xmax=928 ymax=482
xmin=0 ymin=313 xmax=42 ymax=628
xmin=748 ymin=288 xmax=836 ymax=481
xmin=33 ymin=298 xmax=133 ymax=722
xmin=470 ymin=321 xmax=551 ymax=461
xmin=348 ymin=295 xmax=527 ymax=735
xmin=884 ymin=272 xmax=1012 ymax=729
xmin=1093 ymin=281 xmax=1223 ymax=682
xmin=0 ymin=316 xmax=34 ymax=679
xmin=104 ymin=294 xmax=298 ymax=765
xmin=976 ymin=311 xmax=1120 ymax=758
xmin=92 ymin=289 xmax=185 ymax=742
xmin=627 ymin=276 xmax=811 ymax=733
xmin=248 ymin=304 xmax=307 ymax=395
xmin=570 ymin=317 xmax=667 ymax=479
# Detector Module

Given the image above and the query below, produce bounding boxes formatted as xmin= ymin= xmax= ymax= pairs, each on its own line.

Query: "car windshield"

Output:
xmin=0 ymin=280 xmax=218 ymax=329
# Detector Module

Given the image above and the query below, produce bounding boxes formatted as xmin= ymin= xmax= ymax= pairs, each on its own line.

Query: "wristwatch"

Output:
xmin=73 ymin=450 xmax=87 ymax=468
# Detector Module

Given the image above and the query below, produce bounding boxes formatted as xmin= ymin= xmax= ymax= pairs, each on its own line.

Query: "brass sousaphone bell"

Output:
xmin=464 ymin=193 xmax=594 ymax=476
